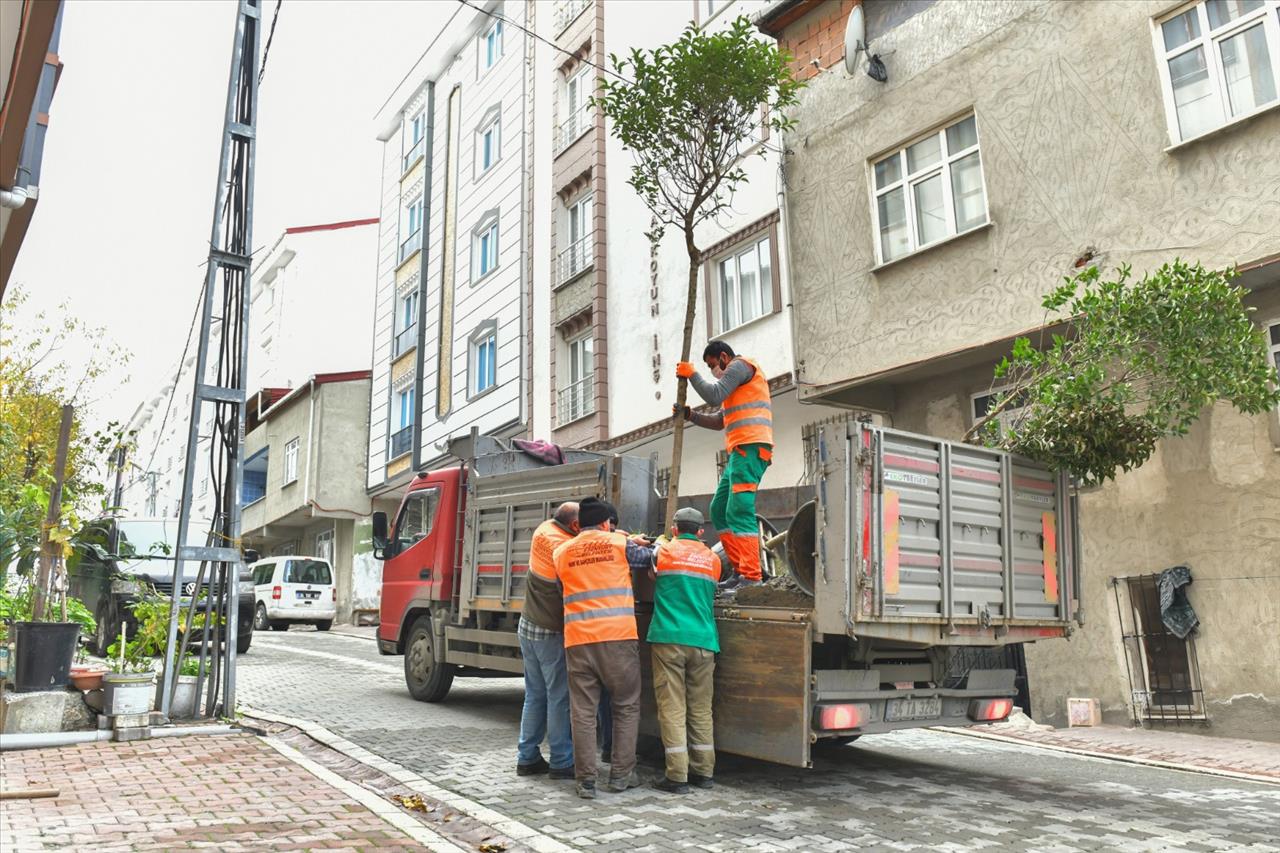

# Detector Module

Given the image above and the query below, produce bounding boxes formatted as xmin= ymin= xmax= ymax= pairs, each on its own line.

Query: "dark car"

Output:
xmin=67 ymin=518 xmax=253 ymax=657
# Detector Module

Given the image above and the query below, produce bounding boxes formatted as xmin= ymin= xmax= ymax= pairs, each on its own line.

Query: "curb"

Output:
xmin=242 ymin=706 xmax=577 ymax=853
xmin=938 ymin=726 xmax=1280 ymax=787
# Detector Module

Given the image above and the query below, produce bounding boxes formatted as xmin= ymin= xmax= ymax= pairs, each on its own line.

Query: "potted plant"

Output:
xmin=1 ymin=576 xmax=97 ymax=693
xmin=103 ymin=622 xmax=156 ymax=716
xmin=69 ymin=646 xmax=108 ymax=691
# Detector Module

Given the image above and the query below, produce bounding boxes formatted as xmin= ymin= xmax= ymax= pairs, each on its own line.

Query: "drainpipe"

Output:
xmin=303 ymin=376 xmax=317 ymax=512
xmin=0 ymin=187 xmax=30 ymax=209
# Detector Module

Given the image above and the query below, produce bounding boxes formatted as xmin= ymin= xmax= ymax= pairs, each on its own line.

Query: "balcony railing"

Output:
xmin=555 ymin=105 xmax=592 ymax=154
xmin=389 ymin=425 xmax=413 ymax=460
xmin=398 ymin=229 xmax=422 ymax=265
xmin=394 ymin=324 xmax=417 ymax=358
xmin=556 ymin=232 xmax=594 ymax=287
xmin=403 ymin=136 xmax=426 ymax=173
xmin=555 ymin=0 xmax=590 ymax=34
xmin=557 ymin=374 xmax=595 ymax=425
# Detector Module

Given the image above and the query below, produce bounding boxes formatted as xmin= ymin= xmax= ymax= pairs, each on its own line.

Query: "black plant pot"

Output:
xmin=13 ymin=621 xmax=80 ymax=693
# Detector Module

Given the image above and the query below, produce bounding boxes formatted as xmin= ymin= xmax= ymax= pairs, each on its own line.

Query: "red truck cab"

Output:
xmin=375 ymin=466 xmax=464 ymax=655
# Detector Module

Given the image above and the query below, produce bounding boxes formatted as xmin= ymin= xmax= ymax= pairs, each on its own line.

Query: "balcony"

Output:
xmin=556 ymin=232 xmax=594 ymax=287
xmin=398 ymin=230 xmax=422 ymax=266
xmin=389 ymin=425 xmax=413 ymax=460
xmin=557 ymin=374 xmax=595 ymax=425
xmin=555 ymin=105 xmax=592 ymax=154
xmin=402 ymin=136 xmax=426 ymax=174
xmin=394 ymin=324 xmax=418 ymax=358
xmin=555 ymin=0 xmax=590 ymax=34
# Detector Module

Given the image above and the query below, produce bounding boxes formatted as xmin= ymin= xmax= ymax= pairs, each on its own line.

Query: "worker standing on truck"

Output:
xmin=648 ymin=507 xmax=720 ymax=794
xmin=675 ymin=341 xmax=773 ymax=590
xmin=552 ymin=497 xmax=645 ymax=799
xmin=515 ymin=502 xmax=579 ymax=780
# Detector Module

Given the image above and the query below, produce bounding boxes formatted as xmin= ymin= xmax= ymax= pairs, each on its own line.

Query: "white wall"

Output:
xmin=365 ymin=121 xmax=404 ymax=490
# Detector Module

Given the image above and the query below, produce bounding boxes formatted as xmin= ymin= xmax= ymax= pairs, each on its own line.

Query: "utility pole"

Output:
xmin=108 ymin=442 xmax=127 ymax=554
xmin=32 ymin=405 xmax=73 ymax=622
xmin=159 ymin=0 xmax=262 ymax=720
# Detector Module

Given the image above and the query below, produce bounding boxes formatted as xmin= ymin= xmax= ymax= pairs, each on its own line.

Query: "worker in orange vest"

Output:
xmin=551 ymin=498 xmax=648 ymax=799
xmin=515 ymin=502 xmax=578 ymax=780
xmin=675 ymin=341 xmax=773 ymax=590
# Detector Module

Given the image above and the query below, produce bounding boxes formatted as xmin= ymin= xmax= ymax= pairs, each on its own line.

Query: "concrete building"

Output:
xmin=757 ymin=0 xmax=1280 ymax=741
xmin=546 ymin=0 xmax=846 ymax=516
xmin=366 ymin=1 xmax=540 ymax=505
xmin=241 ymin=372 xmax=375 ymax=625
xmin=0 ymin=0 xmax=63 ymax=299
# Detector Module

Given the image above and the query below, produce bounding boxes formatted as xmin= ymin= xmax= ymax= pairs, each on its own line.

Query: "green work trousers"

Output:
xmin=651 ymin=642 xmax=716 ymax=782
xmin=709 ymin=442 xmax=772 ymax=581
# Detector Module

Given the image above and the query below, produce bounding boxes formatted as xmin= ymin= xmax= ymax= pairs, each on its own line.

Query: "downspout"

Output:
xmin=0 ymin=187 xmax=30 ymax=209
xmin=303 ymin=376 xmax=317 ymax=513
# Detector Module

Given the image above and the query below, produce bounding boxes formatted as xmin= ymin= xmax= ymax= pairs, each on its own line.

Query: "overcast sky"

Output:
xmin=8 ymin=0 xmax=446 ymax=432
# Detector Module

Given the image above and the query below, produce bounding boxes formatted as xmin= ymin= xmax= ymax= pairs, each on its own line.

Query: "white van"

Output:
xmin=249 ymin=556 xmax=336 ymax=632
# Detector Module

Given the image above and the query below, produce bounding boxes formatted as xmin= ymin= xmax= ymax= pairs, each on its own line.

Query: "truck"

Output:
xmin=374 ymin=422 xmax=1082 ymax=768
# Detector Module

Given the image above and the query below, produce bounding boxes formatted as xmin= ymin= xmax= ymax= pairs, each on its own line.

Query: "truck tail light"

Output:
xmin=272 ymin=585 xmax=282 ymax=601
xmin=814 ymin=703 xmax=870 ymax=731
xmin=331 ymin=588 xmax=336 ymax=601
xmin=969 ymin=698 xmax=1013 ymax=722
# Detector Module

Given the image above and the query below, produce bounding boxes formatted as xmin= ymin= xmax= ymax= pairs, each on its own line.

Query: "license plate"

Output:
xmin=885 ymin=696 xmax=942 ymax=722
xmin=296 ymin=591 xmax=319 ymax=600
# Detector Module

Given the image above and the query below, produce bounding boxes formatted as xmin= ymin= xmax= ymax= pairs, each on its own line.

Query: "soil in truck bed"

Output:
xmin=728 ymin=573 xmax=813 ymax=609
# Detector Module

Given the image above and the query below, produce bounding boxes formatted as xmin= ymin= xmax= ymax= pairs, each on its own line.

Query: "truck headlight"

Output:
xmin=238 ymin=580 xmax=254 ymax=595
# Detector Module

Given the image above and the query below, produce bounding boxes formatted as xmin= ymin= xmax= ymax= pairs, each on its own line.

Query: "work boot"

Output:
xmin=604 ymin=770 xmax=642 ymax=793
xmin=652 ymin=776 xmax=690 ymax=794
xmin=516 ymin=757 xmax=549 ymax=776
xmin=576 ymin=781 xmax=596 ymax=799
xmin=688 ymin=772 xmax=714 ymax=789
xmin=548 ymin=765 xmax=575 ymax=780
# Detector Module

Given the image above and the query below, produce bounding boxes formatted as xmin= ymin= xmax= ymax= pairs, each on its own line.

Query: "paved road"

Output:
xmin=238 ymin=629 xmax=1280 ymax=852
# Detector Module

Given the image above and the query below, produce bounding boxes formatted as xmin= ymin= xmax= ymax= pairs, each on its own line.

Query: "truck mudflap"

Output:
xmin=638 ymin=612 xmax=813 ymax=768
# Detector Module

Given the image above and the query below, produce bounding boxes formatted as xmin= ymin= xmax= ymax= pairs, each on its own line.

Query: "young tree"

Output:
xmin=595 ymin=17 xmax=801 ymax=528
xmin=967 ymin=261 xmax=1280 ymax=485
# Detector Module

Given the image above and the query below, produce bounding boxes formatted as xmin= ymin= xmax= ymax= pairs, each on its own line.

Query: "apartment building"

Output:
xmin=367 ymin=1 xmax=538 ymax=502
xmin=758 ymin=0 xmax=1280 ymax=741
xmin=0 ymin=0 xmax=63 ymax=299
xmin=547 ymin=0 xmax=846 ymax=517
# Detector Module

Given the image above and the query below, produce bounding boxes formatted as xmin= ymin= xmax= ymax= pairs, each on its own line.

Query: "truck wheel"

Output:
xmin=404 ymin=614 xmax=454 ymax=702
xmin=236 ymin=632 xmax=252 ymax=655
xmin=93 ymin=600 xmax=118 ymax=657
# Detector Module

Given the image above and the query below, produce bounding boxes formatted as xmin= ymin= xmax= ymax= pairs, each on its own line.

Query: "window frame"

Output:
xmin=701 ymin=213 xmax=783 ymax=338
xmin=393 ymin=486 xmax=443 ymax=551
xmin=480 ymin=19 xmax=504 ymax=74
xmin=1151 ymin=0 xmax=1280 ymax=146
xmin=712 ymin=234 xmax=775 ymax=335
xmin=403 ymin=109 xmax=426 ymax=173
xmin=558 ymin=66 xmax=594 ymax=152
xmin=469 ymin=322 xmax=499 ymax=399
xmin=475 ymin=106 xmax=502 ymax=178
xmin=970 ymin=384 xmax=1029 ymax=435
xmin=472 ymin=211 xmax=501 ymax=284
xmin=1267 ymin=319 xmax=1280 ymax=406
xmin=868 ymin=112 xmax=990 ymax=267
xmin=283 ymin=437 xmax=299 ymax=486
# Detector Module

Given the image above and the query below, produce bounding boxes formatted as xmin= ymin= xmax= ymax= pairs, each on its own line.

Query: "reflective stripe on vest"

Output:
xmin=552 ymin=529 xmax=638 ymax=647
xmin=723 ymin=357 xmax=773 ymax=451
xmin=655 ymin=539 xmax=719 ymax=585
xmin=529 ymin=519 xmax=573 ymax=583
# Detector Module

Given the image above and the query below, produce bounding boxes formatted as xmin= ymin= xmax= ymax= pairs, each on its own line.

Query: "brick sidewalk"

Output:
xmin=950 ymin=714 xmax=1280 ymax=783
xmin=0 ymin=733 xmax=453 ymax=851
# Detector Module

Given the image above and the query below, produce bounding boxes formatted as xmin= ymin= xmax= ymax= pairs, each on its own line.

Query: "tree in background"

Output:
xmin=595 ymin=16 xmax=801 ymax=528
xmin=966 ymin=261 xmax=1280 ymax=486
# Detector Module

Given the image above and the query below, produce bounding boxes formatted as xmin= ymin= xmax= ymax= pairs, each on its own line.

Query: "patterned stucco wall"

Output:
xmin=782 ymin=0 xmax=1280 ymax=390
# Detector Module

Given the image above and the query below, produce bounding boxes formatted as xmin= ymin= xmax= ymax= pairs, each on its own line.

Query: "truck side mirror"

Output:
xmin=372 ymin=511 xmax=389 ymax=554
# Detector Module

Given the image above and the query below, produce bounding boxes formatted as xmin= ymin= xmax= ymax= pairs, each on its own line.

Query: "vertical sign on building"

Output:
xmin=437 ymin=86 xmax=462 ymax=418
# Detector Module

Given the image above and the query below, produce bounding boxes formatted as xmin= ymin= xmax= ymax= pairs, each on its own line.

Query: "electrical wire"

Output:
xmin=258 ymin=1 xmax=281 ymax=85
xmin=455 ymin=0 xmax=632 ymax=85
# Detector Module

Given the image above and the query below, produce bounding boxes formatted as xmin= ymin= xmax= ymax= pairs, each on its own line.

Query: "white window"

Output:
xmin=1268 ymin=320 xmax=1280 ymax=377
xmin=714 ymin=234 xmax=773 ymax=333
xmin=558 ymin=193 xmax=595 ymax=284
xmin=482 ymin=20 xmax=503 ymax=71
xmin=558 ymin=68 xmax=594 ymax=150
xmin=283 ymin=437 xmax=299 ymax=485
xmin=1153 ymin=0 xmax=1280 ymax=144
xmin=404 ymin=110 xmax=426 ymax=171
xmin=398 ymin=388 xmax=415 ymax=430
xmin=475 ymin=218 xmax=499 ymax=280
xmin=391 ymin=389 xmax=414 ymax=459
xmin=871 ymin=114 xmax=989 ymax=265
xmin=971 ymin=385 xmax=1030 ymax=434
xmin=400 ymin=196 xmax=424 ymax=264
xmin=559 ymin=334 xmax=594 ymax=423
xmin=395 ymin=290 xmax=418 ymax=357
xmin=471 ymin=327 xmax=498 ymax=396
xmin=704 ymin=0 xmax=731 ymax=20
xmin=477 ymin=111 xmax=501 ymax=175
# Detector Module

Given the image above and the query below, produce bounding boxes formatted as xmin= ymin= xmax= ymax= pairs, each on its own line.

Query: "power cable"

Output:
xmin=258 ymin=1 xmax=282 ymax=85
xmin=455 ymin=0 xmax=632 ymax=85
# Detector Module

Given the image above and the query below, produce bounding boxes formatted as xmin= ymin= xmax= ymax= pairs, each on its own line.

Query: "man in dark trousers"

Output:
xmin=515 ymin=501 xmax=578 ymax=779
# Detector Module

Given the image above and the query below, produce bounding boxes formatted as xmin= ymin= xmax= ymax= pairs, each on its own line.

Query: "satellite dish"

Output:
xmin=844 ymin=5 xmax=866 ymax=75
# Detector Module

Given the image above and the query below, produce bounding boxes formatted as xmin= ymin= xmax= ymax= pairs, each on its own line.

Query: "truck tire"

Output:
xmin=93 ymin=600 xmax=118 ymax=658
xmin=404 ymin=614 xmax=454 ymax=702
xmin=236 ymin=631 xmax=252 ymax=655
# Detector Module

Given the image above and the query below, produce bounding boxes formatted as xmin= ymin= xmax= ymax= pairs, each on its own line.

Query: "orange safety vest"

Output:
xmin=552 ymin=528 xmax=637 ymax=648
xmin=723 ymin=357 xmax=773 ymax=452
xmin=529 ymin=519 xmax=573 ymax=583
xmin=655 ymin=537 xmax=720 ymax=585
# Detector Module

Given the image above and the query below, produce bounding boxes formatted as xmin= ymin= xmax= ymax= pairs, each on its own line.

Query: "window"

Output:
xmin=394 ymin=486 xmax=442 ymax=550
xmin=557 ymin=68 xmax=594 ymax=151
xmin=283 ymin=437 xmax=299 ymax=485
xmin=390 ymin=388 xmax=414 ymax=459
xmin=471 ymin=327 xmax=498 ymax=396
xmin=971 ymin=385 xmax=1030 ymax=435
xmin=395 ymin=290 xmax=419 ymax=357
xmin=482 ymin=20 xmax=503 ymax=72
xmin=474 ymin=216 xmax=500 ymax=281
xmin=242 ymin=448 xmax=268 ymax=504
xmin=1154 ymin=0 xmax=1280 ymax=144
xmin=477 ymin=109 xmax=501 ymax=175
xmin=398 ymin=388 xmax=415 ymax=430
xmin=252 ymin=563 xmax=274 ymax=586
xmin=284 ymin=559 xmax=332 ymax=585
xmin=1117 ymin=573 xmax=1205 ymax=720
xmin=871 ymin=114 xmax=989 ymax=264
xmin=1268 ymin=321 xmax=1280 ymax=374
xmin=703 ymin=0 xmax=731 ymax=21
xmin=400 ymin=196 xmax=424 ymax=264
xmin=559 ymin=334 xmax=594 ymax=423
xmin=404 ymin=110 xmax=426 ymax=172
xmin=713 ymin=233 xmax=774 ymax=333
xmin=558 ymin=193 xmax=594 ymax=285
xmin=555 ymin=0 xmax=590 ymax=32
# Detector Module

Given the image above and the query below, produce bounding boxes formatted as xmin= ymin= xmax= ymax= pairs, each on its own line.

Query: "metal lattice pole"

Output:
xmin=159 ymin=0 xmax=261 ymax=720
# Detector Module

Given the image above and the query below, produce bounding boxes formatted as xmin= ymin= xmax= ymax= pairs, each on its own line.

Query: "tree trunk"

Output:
xmin=33 ymin=405 xmax=73 ymax=622
xmin=664 ymin=233 xmax=702 ymax=532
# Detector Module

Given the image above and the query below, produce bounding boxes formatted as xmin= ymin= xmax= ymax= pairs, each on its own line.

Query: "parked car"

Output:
xmin=248 ymin=556 xmax=336 ymax=632
xmin=67 ymin=517 xmax=253 ymax=656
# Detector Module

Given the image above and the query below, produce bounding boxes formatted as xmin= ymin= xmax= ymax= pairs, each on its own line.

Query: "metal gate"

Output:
xmin=1111 ymin=573 xmax=1207 ymax=727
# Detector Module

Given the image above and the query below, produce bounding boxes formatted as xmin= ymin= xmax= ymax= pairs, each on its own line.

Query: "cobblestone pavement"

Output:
xmin=0 ymin=732 xmax=440 ymax=851
xmin=239 ymin=629 xmax=1280 ymax=852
